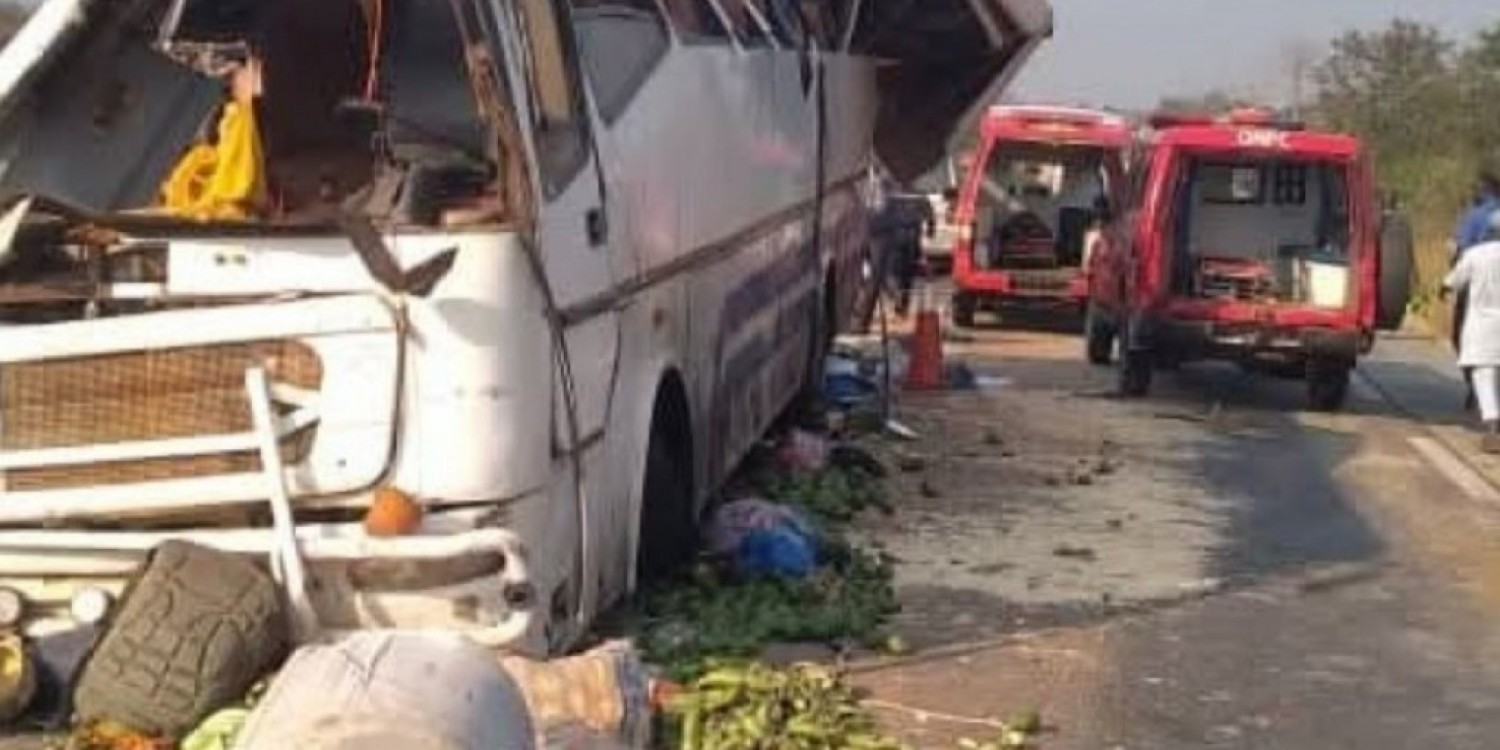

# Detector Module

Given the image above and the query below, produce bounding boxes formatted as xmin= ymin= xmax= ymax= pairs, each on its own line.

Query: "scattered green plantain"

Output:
xmin=663 ymin=661 xmax=904 ymax=750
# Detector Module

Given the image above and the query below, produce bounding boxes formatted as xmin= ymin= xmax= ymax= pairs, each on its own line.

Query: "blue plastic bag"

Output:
xmin=824 ymin=372 xmax=878 ymax=408
xmin=734 ymin=526 xmax=817 ymax=579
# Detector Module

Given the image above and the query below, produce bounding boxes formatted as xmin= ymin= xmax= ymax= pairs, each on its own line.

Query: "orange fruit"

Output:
xmin=364 ymin=487 xmax=423 ymax=537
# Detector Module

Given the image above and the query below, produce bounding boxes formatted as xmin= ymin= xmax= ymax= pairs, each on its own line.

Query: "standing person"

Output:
xmin=1444 ymin=211 xmax=1500 ymax=453
xmin=875 ymin=178 xmax=935 ymax=317
xmin=1456 ymin=174 xmax=1500 ymax=252
xmin=1452 ymin=174 xmax=1500 ymax=408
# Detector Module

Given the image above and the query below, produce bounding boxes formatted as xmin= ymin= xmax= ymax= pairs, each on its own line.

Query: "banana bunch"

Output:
xmin=665 ymin=661 xmax=904 ymax=750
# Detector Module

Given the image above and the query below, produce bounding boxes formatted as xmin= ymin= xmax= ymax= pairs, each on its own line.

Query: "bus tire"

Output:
xmin=636 ymin=386 xmax=696 ymax=584
xmin=73 ymin=541 xmax=288 ymax=738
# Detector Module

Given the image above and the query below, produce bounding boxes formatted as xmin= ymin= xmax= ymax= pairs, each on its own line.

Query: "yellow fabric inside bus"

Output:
xmin=159 ymin=100 xmax=268 ymax=222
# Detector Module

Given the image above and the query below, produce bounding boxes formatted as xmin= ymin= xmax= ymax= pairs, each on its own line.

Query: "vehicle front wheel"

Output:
xmin=1307 ymin=361 xmax=1351 ymax=412
xmin=1084 ymin=301 xmax=1115 ymax=366
xmin=952 ymin=292 xmax=977 ymax=328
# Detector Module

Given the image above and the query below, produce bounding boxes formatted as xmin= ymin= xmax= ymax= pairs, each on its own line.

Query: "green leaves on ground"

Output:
xmin=635 ymin=541 xmax=898 ymax=682
xmin=763 ymin=465 xmax=891 ymax=526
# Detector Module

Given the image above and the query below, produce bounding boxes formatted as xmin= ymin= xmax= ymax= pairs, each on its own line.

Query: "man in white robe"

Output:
xmin=1444 ymin=210 xmax=1500 ymax=453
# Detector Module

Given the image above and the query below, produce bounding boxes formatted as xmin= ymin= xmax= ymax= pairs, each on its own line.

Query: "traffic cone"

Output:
xmin=904 ymin=283 xmax=945 ymax=391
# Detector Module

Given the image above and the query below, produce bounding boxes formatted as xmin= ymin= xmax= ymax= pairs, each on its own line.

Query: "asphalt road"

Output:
xmin=850 ymin=316 xmax=1500 ymax=749
xmin=7 ymin=315 xmax=1496 ymax=750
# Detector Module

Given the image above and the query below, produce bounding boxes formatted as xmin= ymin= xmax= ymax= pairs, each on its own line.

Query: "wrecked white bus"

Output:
xmin=0 ymin=0 xmax=1050 ymax=653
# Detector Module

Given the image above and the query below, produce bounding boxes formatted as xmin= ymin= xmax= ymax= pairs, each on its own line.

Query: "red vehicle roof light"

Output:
xmin=991 ymin=106 xmax=1128 ymax=131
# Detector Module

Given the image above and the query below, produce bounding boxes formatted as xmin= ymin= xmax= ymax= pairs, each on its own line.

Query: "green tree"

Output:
xmin=1155 ymin=90 xmax=1250 ymax=115
xmin=1314 ymin=20 xmax=1461 ymax=164
xmin=1458 ymin=24 xmax=1500 ymax=169
xmin=1309 ymin=19 xmax=1500 ymax=334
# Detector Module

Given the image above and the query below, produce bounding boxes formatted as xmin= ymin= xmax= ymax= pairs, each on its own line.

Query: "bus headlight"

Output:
xmin=70 ymin=588 xmax=112 ymax=626
xmin=0 ymin=588 xmax=23 ymax=629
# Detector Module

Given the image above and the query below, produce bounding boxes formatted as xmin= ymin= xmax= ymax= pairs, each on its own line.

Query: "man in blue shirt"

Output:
xmin=1453 ymin=174 xmax=1500 ymax=410
xmin=1456 ymin=174 xmax=1500 ymax=254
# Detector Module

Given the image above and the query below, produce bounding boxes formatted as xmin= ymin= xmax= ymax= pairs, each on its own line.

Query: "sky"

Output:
xmin=4 ymin=0 xmax=1491 ymax=110
xmin=1011 ymin=0 xmax=1498 ymax=109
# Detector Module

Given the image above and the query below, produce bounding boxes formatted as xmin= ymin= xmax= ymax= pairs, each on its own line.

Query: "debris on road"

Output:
xmin=895 ymin=453 xmax=928 ymax=473
xmin=72 ymin=542 xmax=289 ymax=742
xmin=631 ymin=539 xmax=899 ymax=683
xmin=885 ymin=419 xmax=922 ymax=441
xmin=63 ymin=720 xmax=171 ymax=750
xmin=235 ymin=632 xmax=536 ymax=750
xmin=862 ymin=698 xmax=1045 ymax=750
xmin=499 ymin=641 xmax=655 ymax=749
xmin=779 ymin=430 xmax=833 ymax=475
xmin=831 ymin=444 xmax=889 ymax=479
xmin=179 ymin=707 xmax=251 ymax=750
xmin=0 ymin=634 xmax=35 ymax=725
xmin=705 ymin=498 xmax=819 ymax=580
xmin=663 ymin=662 xmax=901 ymax=750
xmin=1052 ymin=545 xmax=1098 ymax=562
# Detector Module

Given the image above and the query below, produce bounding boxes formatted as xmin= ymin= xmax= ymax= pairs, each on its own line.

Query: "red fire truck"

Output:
xmin=950 ymin=105 xmax=1133 ymax=326
xmin=1084 ymin=110 xmax=1413 ymax=410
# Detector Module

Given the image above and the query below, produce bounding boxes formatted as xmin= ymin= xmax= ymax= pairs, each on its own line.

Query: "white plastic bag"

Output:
xmin=235 ymin=632 xmax=535 ymax=750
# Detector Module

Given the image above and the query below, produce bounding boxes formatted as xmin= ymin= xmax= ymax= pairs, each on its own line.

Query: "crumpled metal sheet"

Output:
xmin=0 ymin=33 xmax=220 ymax=213
xmin=863 ymin=0 xmax=1053 ymax=181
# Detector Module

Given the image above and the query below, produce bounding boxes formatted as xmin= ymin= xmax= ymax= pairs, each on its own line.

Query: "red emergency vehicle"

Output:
xmin=1084 ymin=110 xmax=1413 ymax=410
xmin=950 ymin=105 xmax=1133 ymax=326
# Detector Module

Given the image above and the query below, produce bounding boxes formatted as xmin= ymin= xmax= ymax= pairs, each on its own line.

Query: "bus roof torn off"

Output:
xmin=0 ymin=0 xmax=1050 ymax=221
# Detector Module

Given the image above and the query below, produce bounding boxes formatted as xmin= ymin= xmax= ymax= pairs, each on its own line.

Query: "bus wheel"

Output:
xmin=636 ymin=409 xmax=696 ymax=584
xmin=953 ymin=292 xmax=977 ymax=328
xmin=1084 ymin=301 xmax=1115 ymax=366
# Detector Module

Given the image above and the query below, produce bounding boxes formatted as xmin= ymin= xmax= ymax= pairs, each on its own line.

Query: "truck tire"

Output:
xmin=1377 ymin=211 xmax=1414 ymax=332
xmin=73 ymin=541 xmax=288 ymax=739
xmin=1308 ymin=361 xmax=1351 ymax=412
xmin=952 ymin=291 xmax=977 ymax=328
xmin=1084 ymin=301 xmax=1115 ymax=365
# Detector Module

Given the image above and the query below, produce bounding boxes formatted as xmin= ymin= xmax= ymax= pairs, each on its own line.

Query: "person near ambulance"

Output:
xmin=1443 ymin=210 xmax=1500 ymax=454
xmin=874 ymin=176 xmax=936 ymax=317
xmin=1451 ymin=174 xmax=1500 ymax=408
